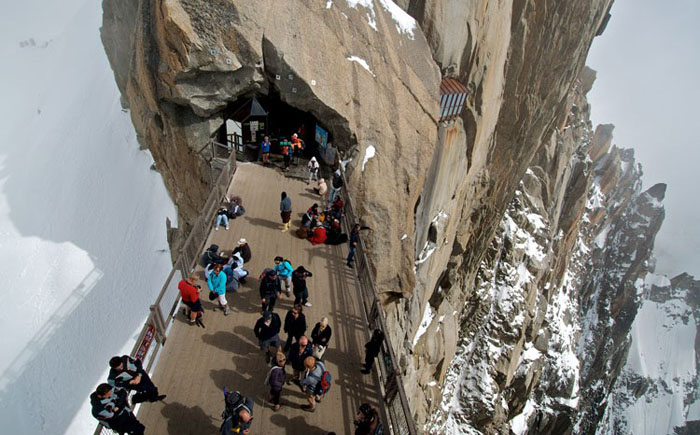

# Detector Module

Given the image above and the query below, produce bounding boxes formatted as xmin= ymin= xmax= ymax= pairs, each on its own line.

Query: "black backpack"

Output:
xmin=220 ymin=389 xmax=253 ymax=434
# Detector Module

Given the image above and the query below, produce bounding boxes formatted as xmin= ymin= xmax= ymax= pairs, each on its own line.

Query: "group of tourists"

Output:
xmin=259 ymin=132 xmax=304 ymax=171
xmin=91 ymin=149 xmax=387 ymax=434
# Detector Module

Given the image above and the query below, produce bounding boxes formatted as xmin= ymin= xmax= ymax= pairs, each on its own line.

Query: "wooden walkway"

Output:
xmin=137 ymin=162 xmax=380 ymax=434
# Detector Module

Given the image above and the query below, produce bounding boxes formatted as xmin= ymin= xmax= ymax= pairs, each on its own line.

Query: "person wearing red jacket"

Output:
xmin=178 ymin=274 xmax=203 ymax=323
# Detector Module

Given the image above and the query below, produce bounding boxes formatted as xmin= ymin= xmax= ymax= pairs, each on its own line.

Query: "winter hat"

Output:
xmin=263 ymin=311 xmax=272 ymax=320
xmin=237 ymin=238 xmax=247 ymax=245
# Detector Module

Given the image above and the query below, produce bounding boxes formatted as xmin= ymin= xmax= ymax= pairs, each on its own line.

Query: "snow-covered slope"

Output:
xmin=601 ymin=273 xmax=699 ymax=435
xmin=0 ymin=1 xmax=176 ymax=434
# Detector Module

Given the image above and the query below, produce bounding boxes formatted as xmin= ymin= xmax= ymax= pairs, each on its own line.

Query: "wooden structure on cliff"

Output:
xmin=439 ymin=77 xmax=468 ymax=123
xmin=94 ymin=153 xmax=417 ymax=434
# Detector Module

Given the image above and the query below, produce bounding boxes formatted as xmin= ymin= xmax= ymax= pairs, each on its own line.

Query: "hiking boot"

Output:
xmin=189 ymin=318 xmax=196 ymax=324
xmin=273 ymin=404 xmax=280 ymax=412
xmin=286 ymin=290 xmax=291 ymax=297
xmin=215 ymin=226 xmax=219 ymax=231
xmin=304 ymin=302 xmax=312 ymax=307
xmin=223 ymin=306 xmax=230 ymax=316
xmin=301 ymin=405 xmax=316 ymax=412
xmin=225 ymin=226 xmax=230 ymax=230
xmin=361 ymin=368 xmax=371 ymax=374
xmin=155 ymin=394 xmax=167 ymax=402
xmin=347 ymin=262 xmax=353 ymax=268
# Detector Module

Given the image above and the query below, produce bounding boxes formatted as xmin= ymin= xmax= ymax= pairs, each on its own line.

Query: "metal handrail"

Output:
xmin=339 ymin=171 xmax=418 ymax=435
xmin=93 ymin=145 xmax=236 ymax=435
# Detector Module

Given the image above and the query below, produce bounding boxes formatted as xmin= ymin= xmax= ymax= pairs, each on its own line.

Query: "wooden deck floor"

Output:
xmin=137 ymin=162 xmax=381 ymax=434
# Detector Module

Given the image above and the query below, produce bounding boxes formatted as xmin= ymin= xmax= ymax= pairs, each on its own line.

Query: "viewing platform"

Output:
xmin=136 ymin=162 xmax=383 ymax=434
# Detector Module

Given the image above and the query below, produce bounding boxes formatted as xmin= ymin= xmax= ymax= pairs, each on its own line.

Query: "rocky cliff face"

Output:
xmin=99 ymin=1 xmax=693 ymax=433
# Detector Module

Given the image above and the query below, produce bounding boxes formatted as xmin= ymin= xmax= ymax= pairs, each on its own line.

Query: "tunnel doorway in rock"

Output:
xmin=216 ymin=92 xmax=331 ymax=165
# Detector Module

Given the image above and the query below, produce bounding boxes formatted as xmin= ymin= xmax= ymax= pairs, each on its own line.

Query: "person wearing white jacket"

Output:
xmin=307 ymin=156 xmax=319 ymax=184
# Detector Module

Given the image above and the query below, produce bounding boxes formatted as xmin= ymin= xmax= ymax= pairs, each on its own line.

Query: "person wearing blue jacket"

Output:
xmin=274 ymin=256 xmax=293 ymax=296
xmin=261 ymin=136 xmax=271 ymax=165
xmin=208 ymin=263 xmax=229 ymax=315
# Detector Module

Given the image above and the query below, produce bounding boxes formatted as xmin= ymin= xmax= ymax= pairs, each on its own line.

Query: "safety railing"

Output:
xmin=94 ymin=142 xmax=236 ymax=435
xmin=340 ymin=173 xmax=418 ymax=435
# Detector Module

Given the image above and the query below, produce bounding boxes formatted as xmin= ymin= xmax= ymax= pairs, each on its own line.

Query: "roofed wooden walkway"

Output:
xmin=137 ymin=162 xmax=380 ymax=434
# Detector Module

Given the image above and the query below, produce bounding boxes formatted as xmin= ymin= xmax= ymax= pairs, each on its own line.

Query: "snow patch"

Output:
xmin=413 ymin=304 xmax=435 ymax=346
xmin=377 ymin=0 xmax=417 ymax=39
xmin=361 ymin=144 xmax=376 ymax=171
xmin=326 ymin=0 xmax=333 ymax=8
xmin=346 ymin=55 xmax=376 ymax=77
xmin=345 ymin=0 xmax=378 ymax=30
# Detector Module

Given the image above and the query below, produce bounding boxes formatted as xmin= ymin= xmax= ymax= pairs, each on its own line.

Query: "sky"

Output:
xmin=587 ymin=0 xmax=700 ymax=278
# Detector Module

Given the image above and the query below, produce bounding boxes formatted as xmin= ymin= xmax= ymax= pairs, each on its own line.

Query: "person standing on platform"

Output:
xmin=292 ymin=266 xmax=313 ymax=307
xmin=283 ymin=304 xmax=307 ymax=352
xmin=273 ymin=256 xmax=294 ymax=296
xmin=291 ymin=133 xmax=304 ymax=165
xmin=311 ymin=317 xmax=332 ymax=360
xmin=254 ymin=311 xmax=282 ymax=363
xmin=347 ymin=224 xmax=372 ymax=268
xmin=280 ymin=191 xmax=292 ymax=232
xmin=208 ymin=263 xmax=229 ymax=315
xmin=261 ymin=135 xmax=271 ymax=165
xmin=287 ymin=335 xmax=313 ymax=385
xmin=264 ymin=352 xmax=287 ymax=411
xmin=361 ymin=329 xmax=384 ymax=374
xmin=108 ymin=355 xmax=166 ymax=403
xmin=307 ymin=157 xmax=319 ymax=184
xmin=328 ymin=169 xmax=344 ymax=206
xmin=259 ymin=269 xmax=282 ymax=313
xmin=300 ymin=356 xmax=325 ymax=413
xmin=178 ymin=274 xmax=203 ymax=323
xmin=280 ymin=137 xmax=292 ymax=171
xmin=90 ymin=383 xmax=145 ymax=434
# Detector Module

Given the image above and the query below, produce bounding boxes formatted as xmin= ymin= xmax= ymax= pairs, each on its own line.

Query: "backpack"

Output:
xmin=318 ymin=364 xmax=332 ymax=395
xmin=221 ymin=389 xmax=252 ymax=420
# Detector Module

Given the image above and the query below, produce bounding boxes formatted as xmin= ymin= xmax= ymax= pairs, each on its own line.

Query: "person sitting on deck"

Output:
xmin=314 ymin=178 xmax=328 ymax=197
xmin=215 ymin=206 xmax=230 ymax=231
xmin=227 ymin=195 xmax=245 ymax=219
xmin=254 ymin=311 xmax=282 ymax=363
xmin=90 ymin=383 xmax=145 ymax=435
xmin=301 ymin=203 xmax=320 ymax=228
xmin=201 ymin=244 xmax=228 ymax=268
xmin=325 ymin=219 xmax=347 ymax=245
xmin=259 ymin=269 xmax=282 ymax=313
xmin=308 ymin=221 xmax=327 ymax=245
xmin=233 ymin=238 xmax=252 ymax=263
xmin=223 ymin=254 xmax=247 ymax=293
xmin=107 ymin=355 xmax=166 ymax=404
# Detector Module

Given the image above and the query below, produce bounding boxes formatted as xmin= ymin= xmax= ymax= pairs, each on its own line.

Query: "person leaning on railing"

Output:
xmin=178 ymin=274 xmax=203 ymax=324
xmin=90 ymin=383 xmax=144 ymax=435
xmin=347 ymin=223 xmax=372 ymax=269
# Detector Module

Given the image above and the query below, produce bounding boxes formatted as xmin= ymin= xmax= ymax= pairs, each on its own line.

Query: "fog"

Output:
xmin=587 ymin=0 xmax=700 ymax=278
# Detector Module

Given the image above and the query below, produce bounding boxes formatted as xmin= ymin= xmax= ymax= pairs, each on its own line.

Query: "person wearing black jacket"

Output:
xmin=90 ymin=383 xmax=145 ymax=434
xmin=108 ymin=355 xmax=166 ymax=404
xmin=291 ymin=266 xmax=313 ymax=307
xmin=233 ymin=238 xmax=252 ymax=263
xmin=347 ymin=224 xmax=371 ymax=268
xmin=283 ymin=304 xmax=307 ymax=352
xmin=361 ymin=329 xmax=384 ymax=374
xmin=259 ymin=269 xmax=282 ymax=312
xmin=310 ymin=317 xmax=332 ymax=360
xmin=287 ymin=335 xmax=313 ymax=384
xmin=201 ymin=244 xmax=228 ymax=267
xmin=253 ymin=311 xmax=282 ymax=363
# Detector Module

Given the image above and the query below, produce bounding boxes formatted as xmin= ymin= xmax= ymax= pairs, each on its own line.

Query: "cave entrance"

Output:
xmin=216 ymin=92 xmax=331 ymax=162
